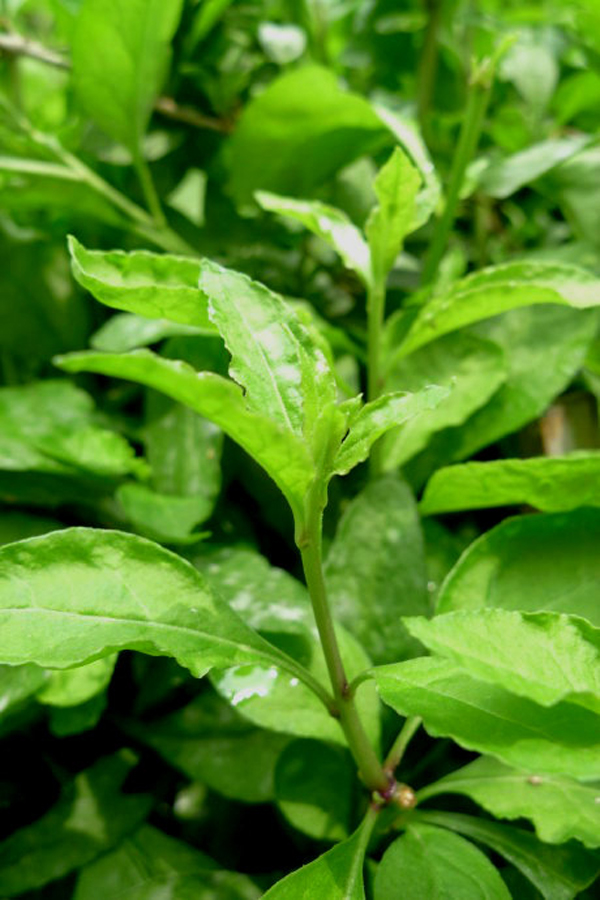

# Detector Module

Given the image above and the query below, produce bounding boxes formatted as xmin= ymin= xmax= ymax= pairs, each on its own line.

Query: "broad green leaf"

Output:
xmin=74 ymin=824 xmax=260 ymax=900
xmin=92 ymin=313 xmax=205 ymax=352
xmin=37 ymin=655 xmax=117 ymax=707
xmin=256 ymin=191 xmax=372 ymax=287
xmin=274 ymin=740 xmax=355 ymax=841
xmin=374 ymin=823 xmax=511 ymax=900
xmin=330 ymin=386 xmax=449 ymax=477
xmin=411 ymin=305 xmax=598 ymax=474
xmin=421 ymin=453 xmax=600 ymax=515
xmin=212 ymin=623 xmax=380 ymax=748
xmin=397 ymin=261 xmax=600 ymax=358
xmin=415 ymin=812 xmax=600 ymax=900
xmin=0 ymin=528 xmax=309 ymax=682
xmin=262 ymin=813 xmax=374 ymax=899
xmin=68 ymin=237 xmax=214 ymax=331
xmin=117 ymin=483 xmax=211 ymax=544
xmin=226 ymin=64 xmax=387 ymax=205
xmin=0 ymin=753 xmax=151 ymax=895
xmin=55 ymin=350 xmax=314 ymax=520
xmin=405 ymin=610 xmax=600 ymax=713
xmin=200 ymin=259 xmax=337 ymax=441
xmin=437 ymin=508 xmax=600 ymax=626
xmin=382 ymin=332 xmax=506 ymax=469
xmin=0 ymin=664 xmax=47 ymax=720
xmin=72 ymin=0 xmax=185 ymax=154
xmin=325 ymin=475 xmax=430 ymax=664
xmin=419 ymin=757 xmax=600 ymax=848
xmin=478 ymin=135 xmax=589 ymax=199
xmin=128 ymin=692 xmax=290 ymax=803
xmin=0 ymin=379 xmax=144 ymax=479
xmin=365 ymin=147 xmax=421 ymax=289
xmin=373 ymin=657 xmax=600 ymax=778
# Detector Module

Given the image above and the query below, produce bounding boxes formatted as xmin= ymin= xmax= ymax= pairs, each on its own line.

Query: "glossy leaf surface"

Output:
xmin=419 ymin=756 xmax=600 ymax=848
xmin=374 ymin=823 xmax=511 ymax=900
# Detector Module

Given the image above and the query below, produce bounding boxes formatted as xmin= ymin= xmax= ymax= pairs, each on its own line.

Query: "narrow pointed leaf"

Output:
xmin=261 ymin=814 xmax=374 ymax=899
xmin=415 ymin=812 xmax=600 ymax=900
xmin=436 ymin=509 xmax=600 ymax=626
xmin=405 ymin=609 xmax=600 ymax=712
xmin=365 ymin=147 xmax=421 ymax=289
xmin=0 ymin=528 xmax=307 ymax=681
xmin=398 ymin=261 xmax=600 ymax=358
xmin=373 ymin=657 xmax=600 ymax=778
xmin=421 ymin=453 xmax=600 ymax=515
xmin=200 ymin=260 xmax=337 ymax=440
xmin=68 ymin=236 xmax=214 ymax=330
xmin=256 ymin=192 xmax=372 ymax=287
xmin=331 ymin=386 xmax=448 ymax=477
xmin=374 ymin=823 xmax=511 ymax=900
xmin=419 ymin=757 xmax=600 ymax=848
xmin=55 ymin=350 xmax=314 ymax=518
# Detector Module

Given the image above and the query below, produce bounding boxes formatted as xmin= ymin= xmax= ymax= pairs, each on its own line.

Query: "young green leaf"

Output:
xmin=72 ymin=0 xmax=185 ymax=156
xmin=374 ymin=823 xmax=511 ymax=900
xmin=37 ymin=655 xmax=117 ymax=707
xmin=68 ymin=236 xmax=214 ymax=330
xmin=373 ymin=657 xmax=600 ymax=778
xmin=436 ymin=508 xmax=600 ymax=626
xmin=55 ymin=350 xmax=314 ymax=520
xmin=405 ymin=609 xmax=600 ymax=713
xmin=397 ymin=261 xmax=600 ymax=358
xmin=261 ymin=812 xmax=375 ymax=899
xmin=330 ymin=386 xmax=449 ymax=477
xmin=0 ymin=753 xmax=151 ymax=895
xmin=0 ymin=528 xmax=314 ymax=683
xmin=365 ymin=146 xmax=421 ymax=290
xmin=325 ymin=475 xmax=430 ymax=663
xmin=256 ymin=191 xmax=372 ymax=287
xmin=91 ymin=312 xmax=206 ymax=352
xmin=200 ymin=259 xmax=337 ymax=442
xmin=421 ymin=453 xmax=600 ymax=515
xmin=415 ymin=812 xmax=600 ymax=900
xmin=418 ymin=756 xmax=600 ymax=848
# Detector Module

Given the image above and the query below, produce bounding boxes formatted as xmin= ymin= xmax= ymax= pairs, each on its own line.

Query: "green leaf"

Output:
xmin=365 ymin=147 xmax=421 ymax=289
xmin=92 ymin=312 xmax=205 ymax=352
xmin=325 ymin=475 xmax=430 ymax=664
xmin=419 ymin=756 xmax=600 ymax=848
xmin=261 ymin=814 xmax=374 ymax=899
xmin=68 ymin=237 xmax=214 ymax=331
xmin=274 ymin=740 xmax=356 ymax=841
xmin=0 ymin=664 xmax=47 ymax=721
xmin=37 ymin=655 xmax=117 ymax=707
xmin=0 ymin=752 xmax=151 ymax=895
xmin=48 ymin=693 xmax=108 ymax=737
xmin=0 ymin=512 xmax=62 ymax=546
xmin=421 ymin=453 xmax=600 ymax=515
xmin=415 ymin=812 xmax=600 ymax=900
xmin=479 ymin=136 xmax=590 ymax=199
xmin=330 ymin=386 xmax=449 ymax=477
xmin=405 ymin=609 xmax=600 ymax=713
xmin=0 ymin=528 xmax=307 ymax=681
xmin=128 ymin=692 xmax=291 ymax=804
xmin=74 ymin=824 xmax=260 ymax=900
xmin=436 ymin=508 xmax=600 ymax=626
xmin=55 ymin=350 xmax=314 ymax=520
xmin=117 ymin=483 xmax=211 ymax=545
xmin=72 ymin=0 xmax=185 ymax=154
xmin=374 ymin=823 xmax=511 ymax=900
xmin=256 ymin=191 xmax=372 ymax=287
xmin=226 ymin=64 xmax=387 ymax=205
xmin=200 ymin=259 xmax=337 ymax=442
xmin=397 ymin=261 xmax=600 ymax=358
xmin=373 ymin=657 xmax=600 ymax=778
xmin=382 ymin=332 xmax=506 ymax=469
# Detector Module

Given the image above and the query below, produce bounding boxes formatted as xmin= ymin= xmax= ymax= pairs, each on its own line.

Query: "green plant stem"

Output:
xmin=134 ymin=152 xmax=166 ymax=227
xmin=384 ymin=716 xmax=422 ymax=774
xmin=366 ymin=281 xmax=386 ymax=475
xmin=298 ymin=494 xmax=390 ymax=795
xmin=421 ymin=61 xmax=493 ymax=285
xmin=417 ymin=0 xmax=443 ymax=135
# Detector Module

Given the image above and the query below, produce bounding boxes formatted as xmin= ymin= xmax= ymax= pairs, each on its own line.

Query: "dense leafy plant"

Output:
xmin=1 ymin=0 xmax=600 ymax=897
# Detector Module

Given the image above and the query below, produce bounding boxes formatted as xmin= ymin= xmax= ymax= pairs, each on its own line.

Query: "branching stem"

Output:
xmin=384 ymin=716 xmax=422 ymax=774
